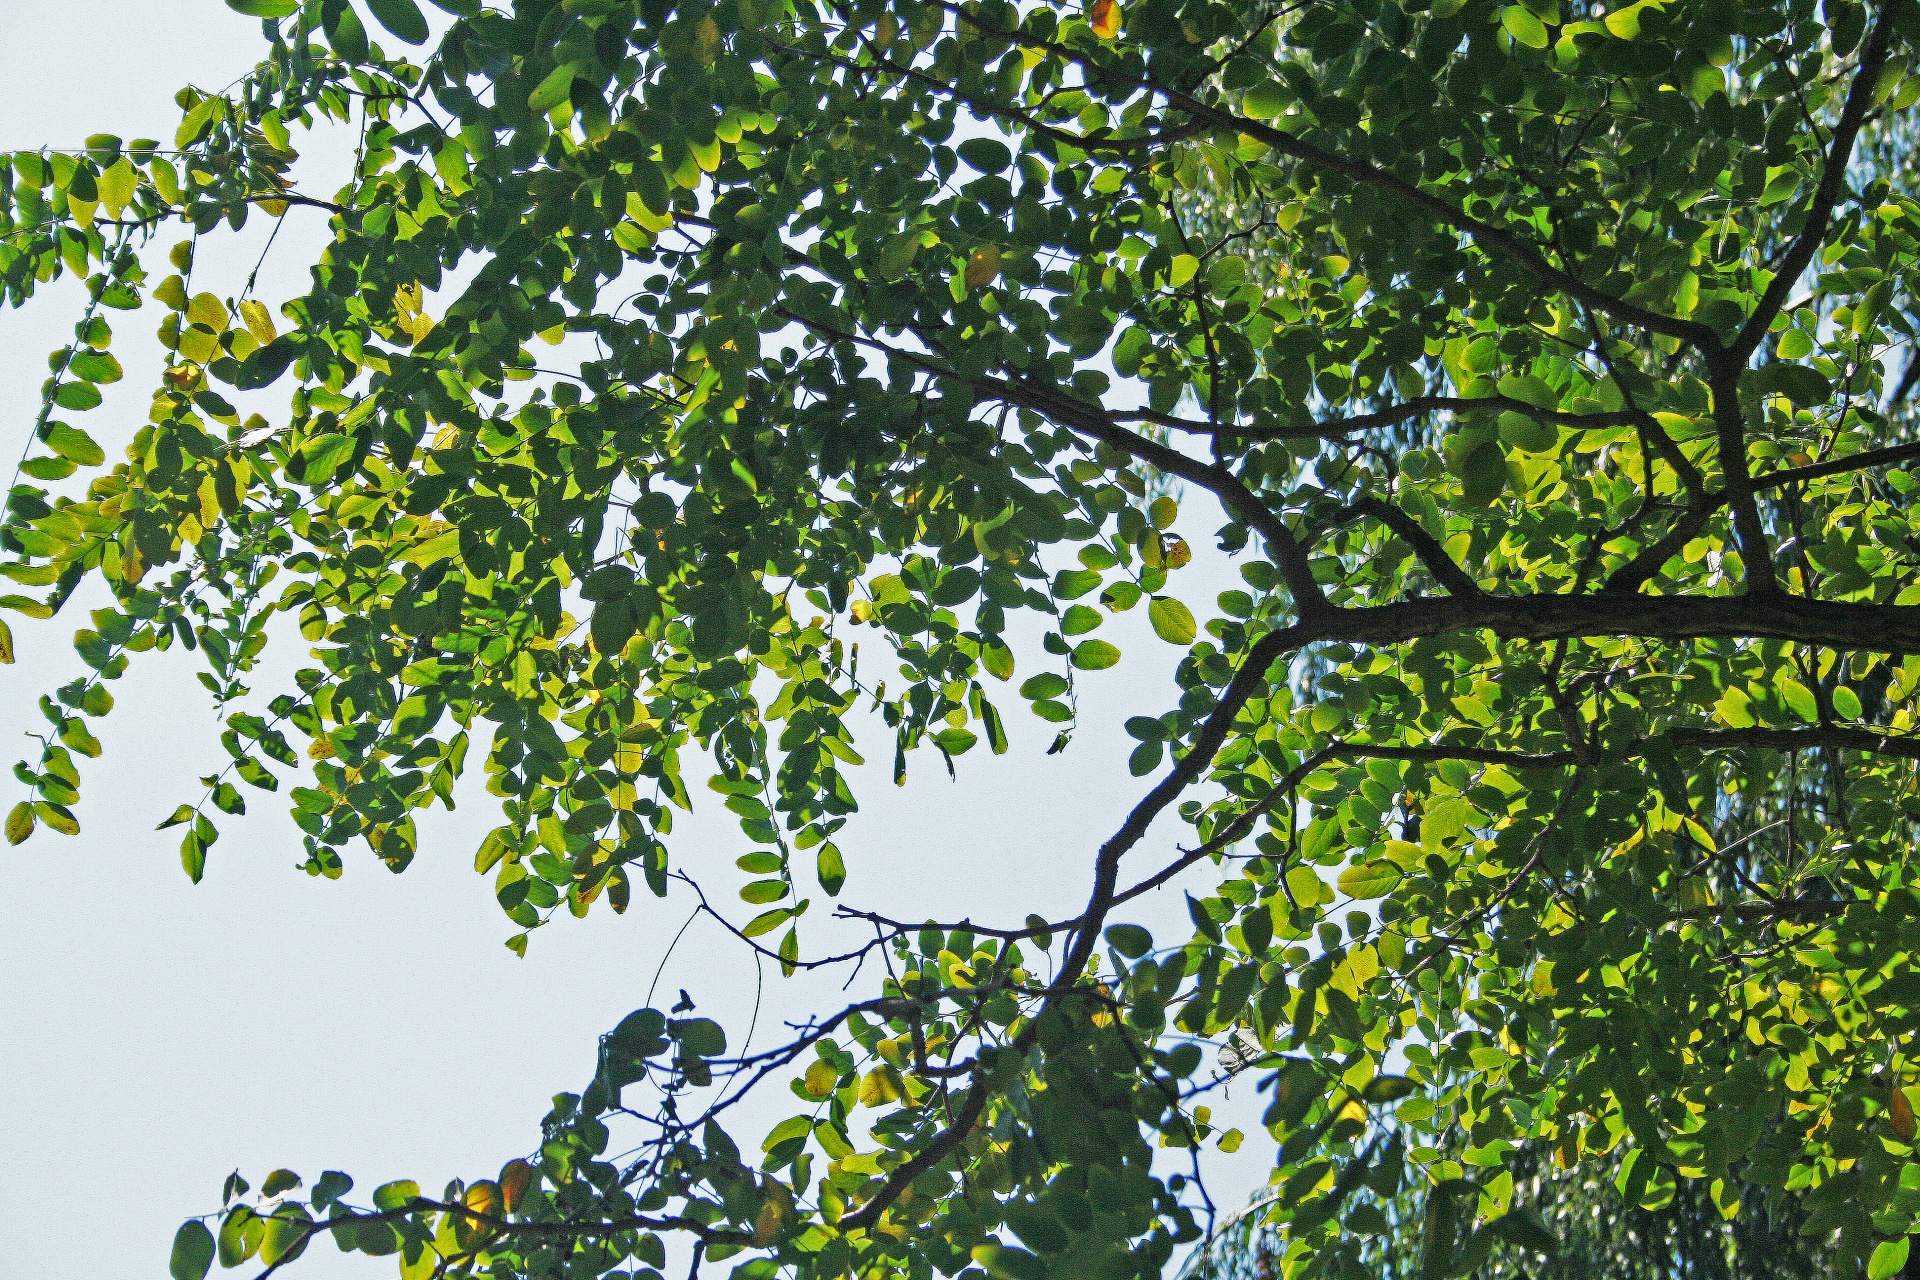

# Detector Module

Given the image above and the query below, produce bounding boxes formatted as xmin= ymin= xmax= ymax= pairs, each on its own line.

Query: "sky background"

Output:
xmin=1 ymin=8 xmax=1278 ymax=1277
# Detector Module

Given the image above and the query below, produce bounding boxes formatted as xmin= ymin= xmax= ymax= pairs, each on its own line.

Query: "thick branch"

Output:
xmin=1671 ymin=725 xmax=1920 ymax=761
xmin=1158 ymin=395 xmax=1640 ymax=442
xmin=1753 ymin=438 xmax=1920 ymax=490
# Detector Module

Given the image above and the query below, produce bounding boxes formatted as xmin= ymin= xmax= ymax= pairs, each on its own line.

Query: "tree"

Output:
xmin=6 ymin=0 xmax=1920 ymax=1277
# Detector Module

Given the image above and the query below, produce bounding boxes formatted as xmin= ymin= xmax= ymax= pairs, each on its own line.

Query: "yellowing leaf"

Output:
xmin=97 ymin=158 xmax=138 ymax=215
xmin=499 ymin=1159 xmax=535 ymax=1213
xmin=463 ymin=1180 xmax=501 ymax=1222
xmin=1147 ymin=596 xmax=1196 ymax=645
xmin=859 ymin=1064 xmax=903 ymax=1107
xmin=1089 ymin=0 xmax=1120 ymax=38
xmin=965 ymin=243 xmax=1002 ymax=288
xmin=186 ymin=292 xmax=230 ymax=332
xmin=803 ymin=1059 xmax=838 ymax=1099
xmin=1337 ymin=860 xmax=1400 ymax=900
xmin=402 ymin=528 xmax=462 ymax=567
xmin=696 ymin=14 xmax=722 ymax=62
xmin=1892 ymin=1086 xmax=1917 ymax=1143
xmin=753 ymin=1190 xmax=788 ymax=1246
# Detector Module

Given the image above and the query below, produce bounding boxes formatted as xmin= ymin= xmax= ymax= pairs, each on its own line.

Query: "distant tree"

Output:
xmin=5 ymin=1 xmax=1920 ymax=1280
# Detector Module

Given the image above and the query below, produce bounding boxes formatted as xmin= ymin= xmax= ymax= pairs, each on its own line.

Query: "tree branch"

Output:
xmin=933 ymin=1 xmax=1722 ymax=351
xmin=1729 ymin=2 xmax=1899 ymax=363
xmin=1336 ymin=495 xmax=1481 ymax=597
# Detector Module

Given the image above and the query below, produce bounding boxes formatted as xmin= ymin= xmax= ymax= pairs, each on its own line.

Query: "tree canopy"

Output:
xmin=8 ymin=0 xmax=1920 ymax=1277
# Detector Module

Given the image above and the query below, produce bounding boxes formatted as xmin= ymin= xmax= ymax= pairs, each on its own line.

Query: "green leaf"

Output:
xmin=1486 ymin=1208 xmax=1560 ymax=1254
xmin=1020 ymin=673 xmax=1069 ymax=700
xmin=1105 ymin=923 xmax=1152 ymax=957
xmin=258 ymin=1205 xmax=311 ymax=1267
xmin=1071 ymin=639 xmax=1121 ymax=670
xmin=1337 ymin=860 xmax=1401 ymax=900
xmin=1362 ymin=1075 xmax=1417 ymax=1103
xmin=170 ymin=1221 xmax=216 ymax=1280
xmin=1870 ymin=1238 xmax=1910 ymax=1280
xmin=743 ymin=907 xmax=791 ymax=938
xmin=1147 ymin=596 xmax=1196 ymax=645
xmin=44 ymin=424 xmax=104 ymax=465
xmin=762 ymin=1114 xmax=813 ymax=1152
xmin=364 ymin=0 xmax=430 ymax=42
xmin=957 ymin=138 xmax=1012 ymax=173
xmin=372 ymin=1180 xmax=420 ymax=1212
xmin=529 ymin=63 xmax=580 ymax=114
xmin=260 ymin=1168 xmax=302 ymax=1197
xmin=0 ymin=616 xmax=11 ymax=665
xmin=817 ymin=842 xmax=846 ymax=895
xmin=675 ymin=1017 xmax=727 ymax=1057
xmin=1777 ymin=677 xmax=1818 ymax=723
xmin=1832 ymin=685 xmax=1862 ymax=719
xmin=323 ymin=0 xmax=370 ymax=61
xmin=981 ymin=638 xmax=1015 ymax=680
xmin=741 ymin=878 xmax=788 ymax=904
xmin=52 ymin=381 xmax=102 ymax=412
xmin=1501 ymin=5 xmax=1550 ymax=47
xmin=226 ymin=0 xmax=300 ymax=15
xmin=1242 ymin=81 xmax=1288 ymax=118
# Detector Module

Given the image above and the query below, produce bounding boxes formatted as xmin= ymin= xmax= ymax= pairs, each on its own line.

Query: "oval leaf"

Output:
xmin=170 ymin=1221 xmax=216 ymax=1280
xmin=1147 ymin=596 xmax=1196 ymax=645
xmin=1336 ymin=860 xmax=1402 ymax=900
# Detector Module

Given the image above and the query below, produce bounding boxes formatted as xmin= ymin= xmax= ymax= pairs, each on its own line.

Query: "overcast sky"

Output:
xmin=0 ymin=8 xmax=1276 ymax=1277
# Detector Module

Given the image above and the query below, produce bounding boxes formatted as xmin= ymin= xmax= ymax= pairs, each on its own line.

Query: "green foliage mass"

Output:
xmin=6 ymin=0 xmax=1920 ymax=1277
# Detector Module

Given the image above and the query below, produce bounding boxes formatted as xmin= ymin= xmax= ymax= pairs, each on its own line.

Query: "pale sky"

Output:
xmin=0 ymin=8 xmax=1272 ymax=1277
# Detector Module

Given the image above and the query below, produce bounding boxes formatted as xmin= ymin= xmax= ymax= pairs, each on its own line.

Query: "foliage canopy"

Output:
xmin=8 ymin=0 xmax=1920 ymax=1277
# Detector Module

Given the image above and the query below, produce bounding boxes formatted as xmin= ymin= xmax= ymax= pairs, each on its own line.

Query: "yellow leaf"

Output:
xmin=0 ymin=616 xmax=11 ymax=665
xmin=753 ymin=1184 xmax=792 ymax=1246
xmin=803 ymin=1059 xmax=838 ymax=1099
xmin=97 ymin=158 xmax=138 ymax=215
xmin=965 ymin=243 xmax=1001 ymax=288
xmin=238 ymin=300 xmax=277 ymax=346
xmin=696 ymin=14 xmax=721 ymax=63
xmin=1217 ymin=1128 xmax=1244 ymax=1153
xmin=499 ymin=1159 xmax=535 ymax=1213
xmin=1089 ymin=0 xmax=1120 ymax=39
xmin=1894 ymin=1087 xmax=1918 ymax=1142
xmin=859 ymin=1065 xmax=903 ymax=1107
xmin=402 ymin=529 xmax=462 ymax=567
xmin=187 ymin=292 xmax=230 ymax=332
xmin=463 ymin=1180 xmax=501 ymax=1222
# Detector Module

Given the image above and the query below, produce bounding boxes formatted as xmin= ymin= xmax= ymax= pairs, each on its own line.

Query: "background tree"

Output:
xmin=6 ymin=0 xmax=1920 ymax=1279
